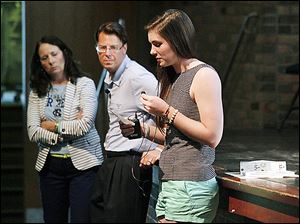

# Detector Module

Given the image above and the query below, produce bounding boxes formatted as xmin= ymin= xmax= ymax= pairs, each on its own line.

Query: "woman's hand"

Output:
xmin=76 ymin=108 xmax=83 ymax=119
xmin=41 ymin=120 xmax=56 ymax=132
xmin=139 ymin=147 xmax=163 ymax=167
xmin=40 ymin=108 xmax=82 ymax=133
xmin=140 ymin=93 xmax=169 ymax=117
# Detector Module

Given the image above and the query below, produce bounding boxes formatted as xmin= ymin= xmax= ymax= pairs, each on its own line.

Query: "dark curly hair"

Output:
xmin=29 ymin=35 xmax=83 ymax=97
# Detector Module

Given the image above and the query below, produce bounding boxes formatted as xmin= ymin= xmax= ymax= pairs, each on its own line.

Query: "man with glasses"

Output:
xmin=90 ymin=22 xmax=159 ymax=223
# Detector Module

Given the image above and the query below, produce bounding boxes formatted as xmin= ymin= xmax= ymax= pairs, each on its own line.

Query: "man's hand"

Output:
xmin=119 ymin=121 xmax=135 ymax=138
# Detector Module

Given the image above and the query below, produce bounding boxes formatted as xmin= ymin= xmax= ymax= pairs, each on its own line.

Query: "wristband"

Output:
xmin=162 ymin=105 xmax=170 ymax=118
xmin=168 ymin=109 xmax=179 ymax=125
xmin=55 ymin=122 xmax=59 ymax=133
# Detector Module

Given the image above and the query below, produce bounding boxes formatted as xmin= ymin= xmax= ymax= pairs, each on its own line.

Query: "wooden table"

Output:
xmin=216 ymin=171 xmax=299 ymax=223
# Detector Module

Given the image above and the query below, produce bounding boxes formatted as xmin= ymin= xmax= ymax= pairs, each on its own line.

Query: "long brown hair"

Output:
xmin=145 ymin=9 xmax=196 ymax=128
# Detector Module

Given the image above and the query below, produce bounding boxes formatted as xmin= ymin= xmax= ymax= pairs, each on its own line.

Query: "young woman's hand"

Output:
xmin=40 ymin=120 xmax=56 ymax=132
xmin=139 ymin=147 xmax=163 ymax=167
xmin=140 ymin=93 xmax=169 ymax=117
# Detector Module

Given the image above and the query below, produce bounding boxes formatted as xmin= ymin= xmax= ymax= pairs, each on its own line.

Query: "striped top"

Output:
xmin=159 ymin=64 xmax=216 ymax=181
xmin=45 ymin=84 xmax=70 ymax=155
xmin=27 ymin=76 xmax=103 ymax=171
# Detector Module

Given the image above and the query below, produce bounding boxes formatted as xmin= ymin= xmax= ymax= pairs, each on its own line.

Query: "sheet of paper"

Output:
xmin=240 ymin=160 xmax=287 ymax=175
xmin=225 ymin=171 xmax=299 ymax=179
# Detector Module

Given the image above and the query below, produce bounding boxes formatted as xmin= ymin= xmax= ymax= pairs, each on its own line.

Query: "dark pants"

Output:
xmin=90 ymin=151 xmax=152 ymax=223
xmin=39 ymin=156 xmax=99 ymax=223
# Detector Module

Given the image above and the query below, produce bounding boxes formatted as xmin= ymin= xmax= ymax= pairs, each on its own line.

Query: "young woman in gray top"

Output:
xmin=121 ymin=9 xmax=223 ymax=223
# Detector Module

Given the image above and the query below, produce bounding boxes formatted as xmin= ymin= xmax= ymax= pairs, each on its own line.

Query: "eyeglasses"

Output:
xmin=95 ymin=44 xmax=124 ymax=54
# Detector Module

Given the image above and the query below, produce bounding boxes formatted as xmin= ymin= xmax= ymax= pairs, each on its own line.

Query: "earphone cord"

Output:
xmin=131 ymin=112 xmax=158 ymax=197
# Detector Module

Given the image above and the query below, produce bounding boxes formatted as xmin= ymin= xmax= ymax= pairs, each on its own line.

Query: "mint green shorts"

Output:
xmin=155 ymin=178 xmax=219 ymax=223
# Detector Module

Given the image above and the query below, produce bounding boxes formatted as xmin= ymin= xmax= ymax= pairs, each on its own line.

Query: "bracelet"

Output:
xmin=162 ymin=105 xmax=170 ymax=118
xmin=54 ymin=122 xmax=59 ymax=133
xmin=168 ymin=109 xmax=179 ymax=125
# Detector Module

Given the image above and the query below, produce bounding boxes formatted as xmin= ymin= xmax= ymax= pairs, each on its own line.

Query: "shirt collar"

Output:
xmin=104 ymin=55 xmax=130 ymax=87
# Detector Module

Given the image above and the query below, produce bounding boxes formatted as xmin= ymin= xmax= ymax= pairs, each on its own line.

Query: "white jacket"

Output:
xmin=27 ymin=76 xmax=103 ymax=171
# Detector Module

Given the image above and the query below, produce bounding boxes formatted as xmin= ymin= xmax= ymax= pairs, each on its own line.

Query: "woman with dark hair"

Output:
xmin=27 ymin=35 xmax=103 ymax=223
xmin=121 ymin=9 xmax=223 ymax=223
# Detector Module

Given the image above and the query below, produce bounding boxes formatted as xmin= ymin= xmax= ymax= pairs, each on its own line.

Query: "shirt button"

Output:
xmin=62 ymin=128 xmax=65 ymax=132
xmin=51 ymin=139 xmax=55 ymax=144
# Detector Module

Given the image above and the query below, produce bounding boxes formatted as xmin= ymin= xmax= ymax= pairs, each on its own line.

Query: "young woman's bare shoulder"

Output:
xmin=193 ymin=65 xmax=221 ymax=86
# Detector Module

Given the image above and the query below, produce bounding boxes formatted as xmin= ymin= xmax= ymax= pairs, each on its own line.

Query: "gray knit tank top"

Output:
xmin=159 ymin=64 xmax=216 ymax=181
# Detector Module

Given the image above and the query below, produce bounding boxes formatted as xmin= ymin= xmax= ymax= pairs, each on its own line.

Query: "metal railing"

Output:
xmin=222 ymin=12 xmax=259 ymax=91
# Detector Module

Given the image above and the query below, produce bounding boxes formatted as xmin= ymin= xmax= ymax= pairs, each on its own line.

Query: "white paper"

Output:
xmin=240 ymin=160 xmax=287 ymax=175
xmin=224 ymin=160 xmax=299 ymax=179
xmin=225 ymin=170 xmax=299 ymax=179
